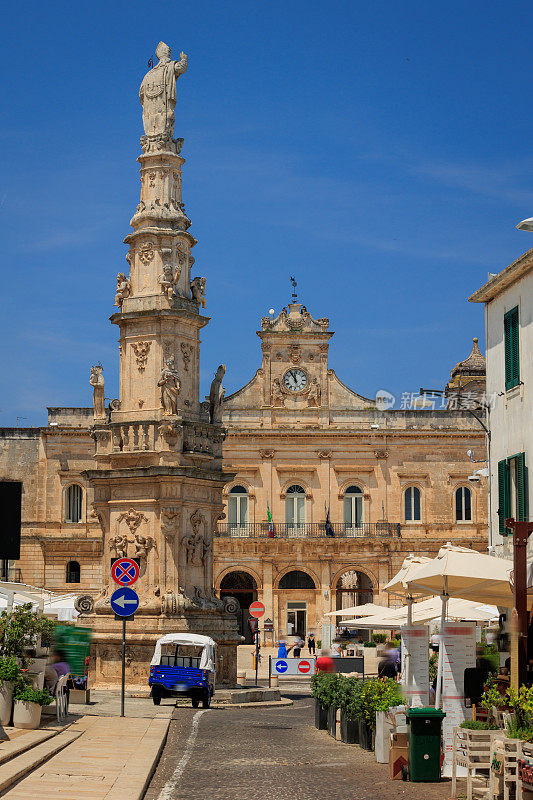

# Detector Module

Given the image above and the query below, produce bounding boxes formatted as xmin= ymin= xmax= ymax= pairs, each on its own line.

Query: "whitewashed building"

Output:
xmin=470 ymin=247 xmax=533 ymax=556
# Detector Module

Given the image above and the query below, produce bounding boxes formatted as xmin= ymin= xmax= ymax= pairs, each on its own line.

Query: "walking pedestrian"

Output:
xmin=307 ymin=632 xmax=316 ymax=655
xmin=314 ymin=648 xmax=334 ymax=673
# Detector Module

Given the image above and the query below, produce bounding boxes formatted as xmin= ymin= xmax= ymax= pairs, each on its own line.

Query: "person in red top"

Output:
xmin=314 ymin=648 xmax=335 ymax=674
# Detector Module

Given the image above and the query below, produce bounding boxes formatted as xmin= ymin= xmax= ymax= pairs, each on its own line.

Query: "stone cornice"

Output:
xmin=469 ymin=247 xmax=533 ymax=303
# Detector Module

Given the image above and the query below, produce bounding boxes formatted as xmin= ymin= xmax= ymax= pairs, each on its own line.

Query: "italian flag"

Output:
xmin=267 ymin=503 xmax=274 ymax=537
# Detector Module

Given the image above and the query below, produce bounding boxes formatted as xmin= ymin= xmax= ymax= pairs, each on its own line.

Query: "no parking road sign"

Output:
xmin=111 ymin=558 xmax=139 ymax=587
xmin=111 ymin=586 xmax=140 ymax=618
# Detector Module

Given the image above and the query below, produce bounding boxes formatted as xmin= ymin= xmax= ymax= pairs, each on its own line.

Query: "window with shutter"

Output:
xmin=498 ymin=459 xmax=510 ymax=534
xmin=516 ymin=452 xmax=529 ymax=522
xmin=504 ymin=306 xmax=520 ymax=390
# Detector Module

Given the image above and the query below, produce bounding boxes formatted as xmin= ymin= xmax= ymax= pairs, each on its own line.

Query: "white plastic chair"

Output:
xmin=55 ymin=675 xmax=69 ymax=722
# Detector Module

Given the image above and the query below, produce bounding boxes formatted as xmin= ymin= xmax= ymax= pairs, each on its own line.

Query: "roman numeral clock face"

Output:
xmin=283 ymin=369 xmax=307 ymax=392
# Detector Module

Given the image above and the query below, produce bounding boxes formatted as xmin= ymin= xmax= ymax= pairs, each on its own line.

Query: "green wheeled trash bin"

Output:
xmin=405 ymin=707 xmax=446 ymax=782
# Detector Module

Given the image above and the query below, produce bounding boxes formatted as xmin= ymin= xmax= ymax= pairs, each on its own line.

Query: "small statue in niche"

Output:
xmin=190 ymin=276 xmax=207 ymax=308
xmin=90 ymin=364 xmax=106 ymax=420
xmin=159 ymin=264 xmax=181 ymax=302
xmin=114 ymin=273 xmax=131 ymax=307
xmin=271 ymin=378 xmax=284 ymax=408
xmin=158 ymin=357 xmax=181 ymax=415
xmin=307 ymin=377 xmax=321 ymax=408
xmin=209 ymin=365 xmax=226 ymax=423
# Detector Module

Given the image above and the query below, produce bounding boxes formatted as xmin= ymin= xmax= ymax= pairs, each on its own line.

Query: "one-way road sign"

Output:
xmin=111 ymin=587 xmax=140 ymax=617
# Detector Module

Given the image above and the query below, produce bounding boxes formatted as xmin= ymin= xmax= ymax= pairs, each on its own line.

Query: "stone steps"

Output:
xmin=0 ymin=729 xmax=82 ymax=795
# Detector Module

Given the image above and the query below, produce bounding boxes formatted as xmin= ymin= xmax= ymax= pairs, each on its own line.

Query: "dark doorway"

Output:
xmin=219 ymin=571 xmax=258 ymax=643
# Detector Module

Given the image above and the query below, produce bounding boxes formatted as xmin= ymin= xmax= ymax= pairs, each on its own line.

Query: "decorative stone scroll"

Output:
xmin=132 ymin=341 xmax=151 ymax=372
xmin=74 ymin=595 xmax=94 ymax=614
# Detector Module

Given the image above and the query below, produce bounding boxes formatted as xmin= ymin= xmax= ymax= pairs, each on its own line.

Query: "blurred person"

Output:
xmin=277 ymin=639 xmax=293 ymax=659
xmin=378 ymin=642 xmax=398 ymax=679
xmin=44 ymin=649 xmax=70 ymax=693
xmin=315 ymin=648 xmax=335 ymax=674
xmin=307 ymin=633 xmax=316 ymax=655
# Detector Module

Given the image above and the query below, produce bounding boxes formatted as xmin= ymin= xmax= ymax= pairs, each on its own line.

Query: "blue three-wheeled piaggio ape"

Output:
xmin=149 ymin=633 xmax=216 ymax=708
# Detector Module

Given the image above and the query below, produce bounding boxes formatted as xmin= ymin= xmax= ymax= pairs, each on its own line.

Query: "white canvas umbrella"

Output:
xmin=403 ymin=543 xmax=514 ymax=708
xmin=325 ymin=603 xmax=390 ymax=618
xmin=383 ymin=554 xmax=433 ymax=624
xmin=343 ymin=597 xmax=498 ymax=628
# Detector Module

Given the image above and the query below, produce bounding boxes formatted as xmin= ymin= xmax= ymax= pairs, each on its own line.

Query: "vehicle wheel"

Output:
xmin=152 ymin=691 xmax=161 ymax=706
xmin=192 ymin=697 xmax=200 ymax=708
xmin=202 ymin=691 xmax=211 ymax=709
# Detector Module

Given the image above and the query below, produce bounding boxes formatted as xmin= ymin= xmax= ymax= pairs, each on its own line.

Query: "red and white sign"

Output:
xmin=111 ymin=558 xmax=139 ymax=586
xmin=249 ymin=601 xmax=265 ymax=618
xmin=298 ymin=660 xmax=311 ymax=674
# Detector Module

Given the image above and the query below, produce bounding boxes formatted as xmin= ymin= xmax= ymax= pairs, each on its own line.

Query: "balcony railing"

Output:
xmin=215 ymin=522 xmax=401 ymax=539
xmin=0 ymin=565 xmax=22 ymax=583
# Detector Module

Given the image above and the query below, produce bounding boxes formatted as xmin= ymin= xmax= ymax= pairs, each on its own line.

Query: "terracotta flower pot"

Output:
xmin=13 ymin=700 xmax=42 ymax=730
xmin=0 ymin=682 xmax=13 ymax=726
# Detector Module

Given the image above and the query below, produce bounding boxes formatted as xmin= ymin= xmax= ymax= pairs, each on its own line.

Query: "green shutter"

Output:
xmin=516 ymin=452 xmax=529 ymax=522
xmin=504 ymin=307 xmax=520 ymax=390
xmin=498 ymin=459 xmax=510 ymax=534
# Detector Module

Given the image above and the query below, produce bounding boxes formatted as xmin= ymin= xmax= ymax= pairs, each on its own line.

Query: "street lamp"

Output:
xmin=516 ymin=217 xmax=533 ymax=232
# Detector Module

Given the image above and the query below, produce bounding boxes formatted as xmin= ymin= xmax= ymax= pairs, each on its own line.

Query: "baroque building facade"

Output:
xmin=215 ymin=302 xmax=489 ymax=641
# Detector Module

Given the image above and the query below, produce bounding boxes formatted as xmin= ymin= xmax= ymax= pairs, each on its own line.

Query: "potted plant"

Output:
xmin=13 ymin=682 xmax=53 ymax=729
xmin=0 ymin=656 xmax=21 ymax=725
xmin=339 ymin=677 xmax=364 ymax=744
xmin=311 ymin=673 xmax=340 ymax=731
xmin=372 ymin=633 xmax=387 ymax=657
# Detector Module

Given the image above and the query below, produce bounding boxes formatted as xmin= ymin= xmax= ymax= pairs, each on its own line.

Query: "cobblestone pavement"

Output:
xmin=144 ymin=690 xmax=453 ymax=800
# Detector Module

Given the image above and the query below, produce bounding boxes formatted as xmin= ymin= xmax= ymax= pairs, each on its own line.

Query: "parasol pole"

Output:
xmin=435 ymin=589 xmax=448 ymax=710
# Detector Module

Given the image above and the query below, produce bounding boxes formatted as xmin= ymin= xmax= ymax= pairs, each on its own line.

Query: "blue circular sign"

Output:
xmin=275 ymin=660 xmax=288 ymax=673
xmin=110 ymin=586 xmax=140 ymax=617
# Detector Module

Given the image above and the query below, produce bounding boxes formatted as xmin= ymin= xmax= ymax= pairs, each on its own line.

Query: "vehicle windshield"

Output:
xmin=159 ymin=644 xmax=204 ymax=668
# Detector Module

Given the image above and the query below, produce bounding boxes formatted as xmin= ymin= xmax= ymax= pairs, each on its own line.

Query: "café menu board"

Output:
xmin=441 ymin=621 xmax=476 ymax=778
xmin=400 ymin=625 xmax=430 ymax=707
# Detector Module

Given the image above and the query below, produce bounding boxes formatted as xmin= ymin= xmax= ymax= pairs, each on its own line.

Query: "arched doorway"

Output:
xmin=278 ymin=570 xmax=316 ymax=639
xmin=219 ymin=571 xmax=258 ymax=643
xmin=335 ymin=570 xmax=373 ymax=610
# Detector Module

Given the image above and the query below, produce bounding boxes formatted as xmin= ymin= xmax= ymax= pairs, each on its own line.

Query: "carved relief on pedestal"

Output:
xmin=181 ymin=509 xmax=209 ymax=565
xmin=132 ymin=341 xmax=151 ymax=372
xmin=109 ymin=532 xmax=128 ymax=558
xmin=117 ymin=508 xmax=148 ymax=535
xmin=374 ymin=449 xmax=389 ymax=460
xmin=159 ymin=420 xmax=180 ymax=447
xmin=161 ymin=507 xmax=180 ymax=540
xmin=138 ymin=241 xmax=156 ymax=265
xmin=74 ymin=595 xmax=95 ymax=614
xmin=259 ymin=450 xmax=275 ymax=459
xmin=181 ymin=342 xmax=193 ymax=371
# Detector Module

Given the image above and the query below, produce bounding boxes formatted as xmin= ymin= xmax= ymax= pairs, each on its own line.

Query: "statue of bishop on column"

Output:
xmin=139 ymin=42 xmax=188 ymax=138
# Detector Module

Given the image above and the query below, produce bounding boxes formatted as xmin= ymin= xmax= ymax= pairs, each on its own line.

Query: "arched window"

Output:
xmin=404 ymin=486 xmax=421 ymax=522
xmin=344 ymin=486 xmax=363 ymax=529
xmin=66 ymin=560 xmax=80 ymax=584
xmin=278 ymin=570 xmax=316 ymax=589
xmin=285 ymin=485 xmax=306 ymax=527
xmin=336 ymin=570 xmax=374 ymax=609
xmin=455 ymin=486 xmax=472 ymax=521
xmin=228 ymin=485 xmax=248 ymax=528
xmin=64 ymin=484 xmax=83 ymax=523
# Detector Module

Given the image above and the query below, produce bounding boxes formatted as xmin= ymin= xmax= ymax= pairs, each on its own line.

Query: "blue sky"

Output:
xmin=2 ymin=0 xmax=533 ymax=425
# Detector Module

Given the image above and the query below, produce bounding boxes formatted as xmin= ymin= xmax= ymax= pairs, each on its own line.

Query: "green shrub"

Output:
xmin=0 ymin=605 xmax=55 ymax=667
xmin=310 ymin=673 xmax=342 ymax=708
xmin=363 ymin=641 xmax=376 ymax=648
xmin=390 ymin=638 xmax=401 ymax=649
xmin=337 ymin=676 xmax=363 ymax=713
xmin=316 ymin=640 xmax=321 ymax=649
xmin=13 ymin=682 xmax=52 ymax=706
xmin=429 ymin=652 xmax=438 ymax=682
xmin=0 ymin=656 xmax=21 ymax=683
xmin=460 ymin=719 xmax=498 ymax=730
xmin=372 ymin=633 xmax=387 ymax=644
xmin=506 ymin=719 xmax=533 ymax=742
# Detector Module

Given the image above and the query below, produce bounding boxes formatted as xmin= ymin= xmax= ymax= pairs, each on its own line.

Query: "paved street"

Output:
xmin=144 ymin=690 xmax=452 ymax=800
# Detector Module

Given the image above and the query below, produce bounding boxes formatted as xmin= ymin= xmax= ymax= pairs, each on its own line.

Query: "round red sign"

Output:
xmin=111 ymin=557 xmax=140 ymax=587
xmin=298 ymin=660 xmax=311 ymax=674
xmin=249 ymin=601 xmax=265 ymax=619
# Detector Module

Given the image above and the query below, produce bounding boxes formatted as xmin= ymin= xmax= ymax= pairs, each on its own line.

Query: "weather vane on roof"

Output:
xmin=290 ymin=276 xmax=297 ymax=301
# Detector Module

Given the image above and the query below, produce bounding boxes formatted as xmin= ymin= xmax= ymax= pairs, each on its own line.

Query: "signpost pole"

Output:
xmin=268 ymin=656 xmax=271 ymax=688
xmin=255 ymin=626 xmax=260 ymax=688
xmin=121 ymin=617 xmax=126 ymax=718
xmin=505 ymin=518 xmax=533 ymax=691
